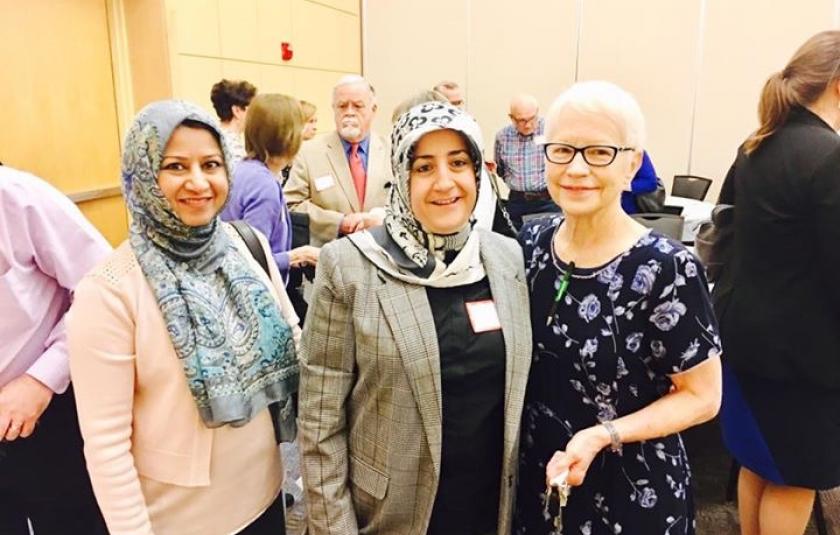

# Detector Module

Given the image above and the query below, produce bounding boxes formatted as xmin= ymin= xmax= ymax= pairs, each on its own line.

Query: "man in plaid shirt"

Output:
xmin=494 ymin=94 xmax=560 ymax=229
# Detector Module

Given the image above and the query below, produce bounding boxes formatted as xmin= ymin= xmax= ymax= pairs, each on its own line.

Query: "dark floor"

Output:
xmin=284 ymin=420 xmax=838 ymax=534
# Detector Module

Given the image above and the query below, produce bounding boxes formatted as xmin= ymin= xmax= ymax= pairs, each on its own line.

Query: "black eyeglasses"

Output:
xmin=543 ymin=143 xmax=635 ymax=167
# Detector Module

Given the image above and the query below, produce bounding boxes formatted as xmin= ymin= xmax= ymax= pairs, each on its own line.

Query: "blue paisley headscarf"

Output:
xmin=122 ymin=100 xmax=297 ymax=429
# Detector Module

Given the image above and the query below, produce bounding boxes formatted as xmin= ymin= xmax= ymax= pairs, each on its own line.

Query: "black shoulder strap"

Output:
xmin=229 ymin=220 xmax=293 ymax=444
xmin=230 ymin=220 xmax=271 ymax=277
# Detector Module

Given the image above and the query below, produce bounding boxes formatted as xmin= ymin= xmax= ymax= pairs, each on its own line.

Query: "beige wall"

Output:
xmin=1 ymin=0 xmax=365 ymax=246
xmin=363 ymin=0 xmax=840 ymax=201
xmin=691 ymin=0 xmax=836 ymax=199
xmin=160 ymin=0 xmax=362 ymax=132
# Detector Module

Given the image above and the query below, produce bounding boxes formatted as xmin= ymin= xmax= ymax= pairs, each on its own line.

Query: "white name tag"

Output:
xmin=314 ymin=174 xmax=335 ymax=191
xmin=465 ymin=299 xmax=502 ymax=334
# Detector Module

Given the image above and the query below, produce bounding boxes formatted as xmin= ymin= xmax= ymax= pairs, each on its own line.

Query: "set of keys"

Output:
xmin=542 ymin=471 xmax=572 ymax=533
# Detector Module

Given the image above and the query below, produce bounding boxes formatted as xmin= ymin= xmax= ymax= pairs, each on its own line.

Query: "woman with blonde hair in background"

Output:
xmin=68 ymin=100 xmax=300 ymax=535
xmin=717 ymin=30 xmax=840 ymax=535
xmin=300 ymin=100 xmax=318 ymax=141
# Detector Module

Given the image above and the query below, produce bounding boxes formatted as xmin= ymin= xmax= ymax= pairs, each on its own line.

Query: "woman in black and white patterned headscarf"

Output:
xmin=298 ymin=102 xmax=533 ymax=535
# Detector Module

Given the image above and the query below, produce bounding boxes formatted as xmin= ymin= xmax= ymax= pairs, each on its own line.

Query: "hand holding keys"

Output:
xmin=542 ymin=470 xmax=571 ymax=533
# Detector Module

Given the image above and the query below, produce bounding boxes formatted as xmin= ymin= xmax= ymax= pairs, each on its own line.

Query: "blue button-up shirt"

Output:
xmin=494 ymin=118 xmax=546 ymax=192
xmin=340 ymin=136 xmax=370 ymax=172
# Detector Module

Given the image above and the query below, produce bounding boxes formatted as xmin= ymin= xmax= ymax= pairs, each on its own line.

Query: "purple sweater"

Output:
xmin=221 ymin=159 xmax=292 ymax=280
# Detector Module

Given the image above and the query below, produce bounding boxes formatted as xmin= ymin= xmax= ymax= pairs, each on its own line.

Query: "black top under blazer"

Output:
xmin=718 ymin=107 xmax=840 ymax=389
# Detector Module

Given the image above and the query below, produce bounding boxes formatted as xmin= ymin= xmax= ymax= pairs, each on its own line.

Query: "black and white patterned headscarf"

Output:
xmin=386 ymin=102 xmax=485 ymax=268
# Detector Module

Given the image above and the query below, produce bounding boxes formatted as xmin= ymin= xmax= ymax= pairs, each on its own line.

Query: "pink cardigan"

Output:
xmin=68 ymin=225 xmax=300 ymax=535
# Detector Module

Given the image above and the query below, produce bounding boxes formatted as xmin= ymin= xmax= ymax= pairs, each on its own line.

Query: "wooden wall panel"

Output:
xmin=312 ymin=0 xmax=359 ymax=15
xmin=292 ymin=0 xmax=361 ymax=73
xmin=0 ymin=0 xmax=121 ymax=193
xmin=221 ymin=60 xmax=265 ymax=94
xmin=261 ymin=65 xmax=298 ymax=96
xmin=257 ymin=0 xmax=294 ymax=64
xmin=0 ymin=0 xmax=128 ymax=243
xmin=172 ymin=55 xmax=223 ymax=113
xmin=166 ymin=0 xmax=220 ymax=56
xmin=219 ymin=0 xmax=261 ymax=61
xmin=78 ymin=195 xmax=129 ymax=247
xmin=124 ymin=0 xmax=173 ymax=112
xmin=162 ymin=0 xmax=360 ymax=132
xmin=578 ymin=0 xmax=701 ymax=190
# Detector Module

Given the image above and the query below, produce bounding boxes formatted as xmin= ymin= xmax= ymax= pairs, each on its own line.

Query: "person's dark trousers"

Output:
xmin=506 ymin=190 xmax=561 ymax=230
xmin=236 ymin=493 xmax=287 ymax=535
xmin=0 ymin=385 xmax=107 ymax=535
xmin=287 ymin=266 xmax=312 ymax=327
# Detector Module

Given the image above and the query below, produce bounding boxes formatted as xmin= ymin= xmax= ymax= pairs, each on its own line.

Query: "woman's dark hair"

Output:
xmin=244 ymin=94 xmax=303 ymax=163
xmin=744 ymin=30 xmax=840 ymax=154
xmin=178 ymin=118 xmax=222 ymax=145
xmin=210 ymin=79 xmax=258 ymax=123
xmin=170 ymin=119 xmax=226 ymax=170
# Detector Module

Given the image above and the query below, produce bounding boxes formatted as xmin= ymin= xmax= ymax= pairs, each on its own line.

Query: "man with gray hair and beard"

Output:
xmin=285 ymin=75 xmax=393 ymax=246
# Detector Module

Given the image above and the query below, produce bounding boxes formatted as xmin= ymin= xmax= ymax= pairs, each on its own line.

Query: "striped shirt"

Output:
xmin=493 ymin=118 xmax=546 ymax=192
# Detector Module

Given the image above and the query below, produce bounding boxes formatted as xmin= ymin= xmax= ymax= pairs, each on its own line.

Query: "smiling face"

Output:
xmin=544 ymin=107 xmax=641 ymax=219
xmin=157 ymin=124 xmax=229 ymax=227
xmin=409 ymin=129 xmax=477 ymax=235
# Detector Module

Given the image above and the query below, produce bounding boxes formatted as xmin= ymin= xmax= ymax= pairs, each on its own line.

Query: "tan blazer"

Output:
xmin=284 ymin=131 xmax=393 ymax=246
xmin=68 ymin=225 xmax=300 ymax=535
xmin=299 ymin=229 xmax=532 ymax=535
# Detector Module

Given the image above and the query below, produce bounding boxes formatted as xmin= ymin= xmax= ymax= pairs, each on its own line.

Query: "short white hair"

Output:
xmin=546 ymin=81 xmax=646 ymax=149
xmin=332 ymin=74 xmax=376 ymax=102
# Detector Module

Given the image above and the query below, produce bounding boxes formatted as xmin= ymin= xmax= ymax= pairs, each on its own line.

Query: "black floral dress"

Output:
xmin=514 ymin=217 xmax=721 ymax=535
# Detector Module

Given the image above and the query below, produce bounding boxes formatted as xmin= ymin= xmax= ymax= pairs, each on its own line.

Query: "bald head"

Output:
xmin=508 ymin=94 xmax=540 ymax=135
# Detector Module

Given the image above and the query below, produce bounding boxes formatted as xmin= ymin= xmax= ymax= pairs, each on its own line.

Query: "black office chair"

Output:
xmin=631 ymin=213 xmax=685 ymax=241
xmin=672 ymin=175 xmax=713 ymax=201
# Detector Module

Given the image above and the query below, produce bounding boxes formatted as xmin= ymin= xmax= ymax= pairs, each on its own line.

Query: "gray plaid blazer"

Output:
xmin=299 ymin=228 xmax=532 ymax=535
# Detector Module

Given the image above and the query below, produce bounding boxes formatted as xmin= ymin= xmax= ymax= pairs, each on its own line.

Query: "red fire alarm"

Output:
xmin=281 ymin=42 xmax=293 ymax=61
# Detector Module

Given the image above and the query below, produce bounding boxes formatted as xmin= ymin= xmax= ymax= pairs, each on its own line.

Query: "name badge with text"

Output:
xmin=314 ymin=174 xmax=335 ymax=192
xmin=465 ymin=299 xmax=502 ymax=334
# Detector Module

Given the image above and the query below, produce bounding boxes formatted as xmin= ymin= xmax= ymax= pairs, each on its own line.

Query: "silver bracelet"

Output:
xmin=601 ymin=421 xmax=623 ymax=456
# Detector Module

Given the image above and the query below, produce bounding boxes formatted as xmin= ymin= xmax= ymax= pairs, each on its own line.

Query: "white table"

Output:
xmin=665 ymin=196 xmax=715 ymax=243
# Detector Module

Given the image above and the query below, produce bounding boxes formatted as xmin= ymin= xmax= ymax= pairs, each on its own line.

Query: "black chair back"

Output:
xmin=672 ymin=175 xmax=713 ymax=201
xmin=631 ymin=213 xmax=685 ymax=241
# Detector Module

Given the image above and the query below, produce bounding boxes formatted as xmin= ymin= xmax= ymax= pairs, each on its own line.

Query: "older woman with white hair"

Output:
xmin=514 ymin=81 xmax=722 ymax=534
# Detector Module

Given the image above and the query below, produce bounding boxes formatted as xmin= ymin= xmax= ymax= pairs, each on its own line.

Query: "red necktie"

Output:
xmin=349 ymin=143 xmax=367 ymax=207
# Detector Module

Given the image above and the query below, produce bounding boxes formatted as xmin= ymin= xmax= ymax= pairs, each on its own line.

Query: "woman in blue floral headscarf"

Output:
xmin=514 ymin=82 xmax=722 ymax=535
xmin=68 ymin=100 xmax=300 ymax=535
